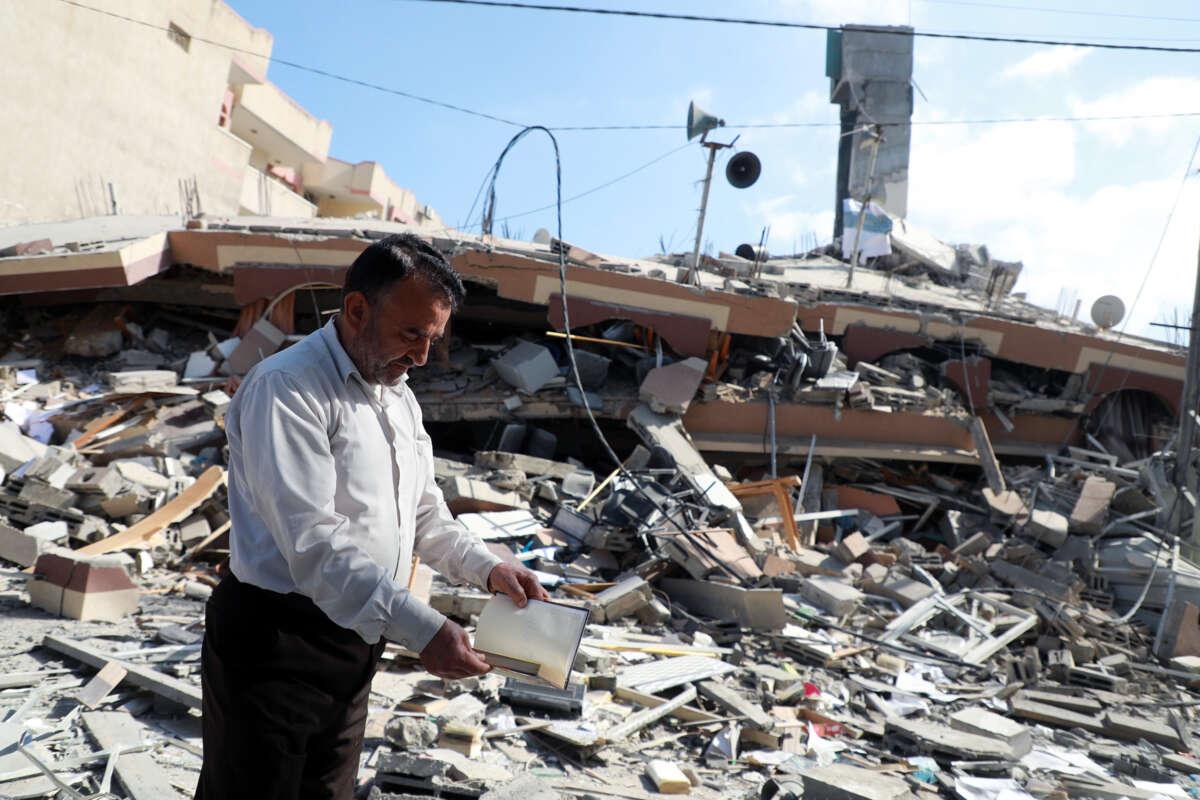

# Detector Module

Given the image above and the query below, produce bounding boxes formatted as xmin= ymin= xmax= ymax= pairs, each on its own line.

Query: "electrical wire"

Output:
xmin=404 ymin=0 xmax=1200 ymax=54
xmin=1060 ymin=134 xmax=1200 ymax=449
xmin=479 ymin=126 xmax=749 ymax=584
xmin=918 ymin=0 xmax=1200 ymax=25
xmin=53 ymin=0 xmax=526 ymax=128
xmin=48 ymin=0 xmax=1200 ymax=134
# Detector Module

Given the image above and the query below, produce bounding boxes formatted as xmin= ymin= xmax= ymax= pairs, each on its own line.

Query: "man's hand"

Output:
xmin=487 ymin=563 xmax=550 ymax=608
xmin=419 ymin=619 xmax=491 ymax=680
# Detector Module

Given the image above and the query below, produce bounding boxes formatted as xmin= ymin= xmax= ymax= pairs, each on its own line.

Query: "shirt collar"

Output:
xmin=319 ymin=317 xmax=409 ymax=393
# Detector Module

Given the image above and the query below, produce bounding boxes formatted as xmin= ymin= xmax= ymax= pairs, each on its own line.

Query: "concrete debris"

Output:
xmin=0 ymin=231 xmax=1196 ymax=800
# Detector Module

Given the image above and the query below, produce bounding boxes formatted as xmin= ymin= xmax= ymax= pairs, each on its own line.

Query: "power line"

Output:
xmin=919 ymin=0 xmax=1200 ymax=25
xmin=52 ymin=0 xmax=1200 ymax=136
xmin=404 ymin=0 xmax=1200 ymax=54
xmin=554 ymin=111 xmax=1200 ymax=131
xmin=53 ymin=0 xmax=527 ymax=128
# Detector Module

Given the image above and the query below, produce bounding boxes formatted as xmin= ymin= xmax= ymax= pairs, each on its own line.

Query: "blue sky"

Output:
xmin=227 ymin=0 xmax=1200 ymax=343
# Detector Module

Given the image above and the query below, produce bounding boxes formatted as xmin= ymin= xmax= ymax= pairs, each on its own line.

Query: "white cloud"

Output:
xmin=1001 ymin=46 xmax=1091 ymax=81
xmin=1070 ymin=76 xmax=1200 ymax=146
xmin=904 ymin=108 xmax=1198 ymax=341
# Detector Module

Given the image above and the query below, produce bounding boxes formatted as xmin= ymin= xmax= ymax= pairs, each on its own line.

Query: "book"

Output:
xmin=473 ymin=595 xmax=589 ymax=689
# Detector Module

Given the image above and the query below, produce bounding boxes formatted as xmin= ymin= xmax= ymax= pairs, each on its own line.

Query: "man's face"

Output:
xmin=342 ymin=277 xmax=451 ymax=387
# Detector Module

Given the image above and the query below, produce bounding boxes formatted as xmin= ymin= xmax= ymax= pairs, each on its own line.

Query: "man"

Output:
xmin=197 ymin=234 xmax=548 ymax=800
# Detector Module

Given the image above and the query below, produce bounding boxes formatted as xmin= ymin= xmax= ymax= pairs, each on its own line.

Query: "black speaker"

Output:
xmin=726 ymin=151 xmax=761 ymax=188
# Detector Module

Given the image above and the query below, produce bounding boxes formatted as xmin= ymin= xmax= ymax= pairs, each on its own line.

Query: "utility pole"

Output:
xmin=686 ymin=138 xmax=733 ymax=286
xmin=846 ymin=125 xmax=883 ymax=288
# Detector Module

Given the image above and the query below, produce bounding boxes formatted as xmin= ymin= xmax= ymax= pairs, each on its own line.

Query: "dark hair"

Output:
xmin=343 ymin=233 xmax=466 ymax=311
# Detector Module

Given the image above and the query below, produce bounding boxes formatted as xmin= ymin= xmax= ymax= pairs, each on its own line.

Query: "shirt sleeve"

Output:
xmin=408 ymin=404 xmax=504 ymax=589
xmin=233 ymin=371 xmax=447 ymax=651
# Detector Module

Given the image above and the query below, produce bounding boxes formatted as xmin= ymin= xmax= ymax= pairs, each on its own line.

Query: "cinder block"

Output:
xmin=800 ymin=576 xmax=864 ymax=617
xmin=227 ymin=318 xmax=286 ymax=376
xmin=67 ymin=467 xmax=124 ymax=498
xmin=834 ymin=531 xmax=869 ymax=564
xmin=0 ymin=521 xmax=67 ymax=567
xmin=950 ymin=707 xmax=1032 ymax=756
xmin=639 ymin=357 xmax=708 ymax=415
xmin=800 ymin=764 xmax=914 ymax=800
xmin=27 ymin=548 xmax=140 ymax=621
xmin=1026 ymin=509 xmax=1068 ymax=547
xmin=592 ymin=576 xmax=650 ymax=622
xmin=492 ymin=341 xmax=558 ymax=394
xmin=18 ymin=481 xmax=78 ymax=510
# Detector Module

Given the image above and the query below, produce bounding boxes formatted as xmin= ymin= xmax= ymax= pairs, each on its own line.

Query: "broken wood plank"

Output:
xmin=42 ymin=635 xmax=201 ymax=710
xmin=968 ymin=416 xmax=1006 ymax=494
xmin=73 ymin=465 xmax=225 ymax=558
xmin=603 ymin=685 xmax=696 ymax=743
xmin=81 ymin=711 xmax=179 ymax=800
xmin=612 ymin=686 xmax=721 ymax=724
xmin=698 ymin=680 xmax=774 ymax=731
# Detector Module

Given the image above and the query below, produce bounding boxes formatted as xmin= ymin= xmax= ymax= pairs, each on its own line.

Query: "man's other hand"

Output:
xmin=419 ymin=620 xmax=490 ymax=680
xmin=487 ymin=563 xmax=551 ymax=608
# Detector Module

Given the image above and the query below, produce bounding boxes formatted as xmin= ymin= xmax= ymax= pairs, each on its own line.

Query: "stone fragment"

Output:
xmin=834 ymin=531 xmax=869 ymax=564
xmin=0 ymin=520 xmax=67 ymax=567
xmin=801 ymin=764 xmax=915 ymax=800
xmin=1026 ymin=509 xmax=1069 ymax=547
xmin=492 ymin=341 xmax=558 ymax=394
xmin=639 ymin=357 xmax=708 ymax=415
xmin=1071 ymin=476 xmax=1116 ymax=534
xmin=949 ymin=707 xmax=1032 ymax=756
xmin=384 ymin=716 xmax=438 ymax=749
xmin=800 ymin=576 xmax=864 ymax=617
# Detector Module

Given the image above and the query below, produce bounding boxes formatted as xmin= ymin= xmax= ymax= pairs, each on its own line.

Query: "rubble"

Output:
xmin=0 ymin=220 xmax=1196 ymax=800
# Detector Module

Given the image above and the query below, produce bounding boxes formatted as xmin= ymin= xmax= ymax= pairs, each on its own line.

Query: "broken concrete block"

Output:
xmin=18 ymin=481 xmax=78 ymax=510
xmin=64 ymin=305 xmax=124 ymax=357
xmin=982 ymin=487 xmax=1027 ymax=519
xmin=0 ymin=520 xmax=67 ymax=567
xmin=228 ymin=318 xmax=286 ymax=376
xmin=27 ymin=548 xmax=140 ymax=622
xmin=385 ymin=715 xmax=438 ymax=749
xmin=1026 ymin=509 xmax=1069 ymax=547
xmin=178 ymin=513 xmax=211 ymax=545
xmin=887 ymin=716 xmax=1016 ymax=760
xmin=1071 ymin=476 xmax=1116 ymax=534
xmin=112 ymin=461 xmax=171 ymax=492
xmin=492 ymin=341 xmax=558 ymax=394
xmin=106 ymin=370 xmax=179 ymax=393
xmin=949 ymin=707 xmax=1032 ymax=757
xmin=646 ymin=760 xmax=691 ymax=794
xmin=800 ymin=764 xmax=915 ymax=800
xmin=834 ymin=531 xmax=869 ymax=564
xmin=592 ymin=576 xmax=651 ymax=622
xmin=800 ymin=576 xmax=864 ymax=617
xmin=0 ymin=420 xmax=48 ymax=472
xmin=184 ymin=350 xmax=217 ymax=379
xmin=863 ymin=572 xmax=935 ymax=608
xmin=25 ymin=454 xmax=78 ymax=489
xmin=661 ymin=578 xmax=788 ymax=631
xmin=639 ymin=357 xmax=708 ymax=415
xmin=442 ymin=476 xmax=528 ymax=516
xmin=67 ymin=467 xmax=124 ymax=498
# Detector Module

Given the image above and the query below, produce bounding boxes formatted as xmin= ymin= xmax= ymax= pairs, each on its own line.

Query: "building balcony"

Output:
xmin=238 ymin=165 xmax=317 ymax=218
xmin=229 ymin=80 xmax=331 ymax=170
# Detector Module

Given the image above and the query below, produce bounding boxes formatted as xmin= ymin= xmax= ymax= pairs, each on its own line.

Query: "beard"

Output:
xmin=350 ymin=316 xmax=415 ymax=387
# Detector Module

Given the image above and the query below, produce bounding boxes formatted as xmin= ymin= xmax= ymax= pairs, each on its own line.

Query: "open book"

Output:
xmin=473 ymin=595 xmax=589 ymax=689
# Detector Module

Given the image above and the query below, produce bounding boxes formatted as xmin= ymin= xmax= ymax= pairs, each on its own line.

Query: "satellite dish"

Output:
xmin=726 ymin=151 xmax=761 ymax=188
xmin=532 ymin=228 xmax=551 ymax=245
xmin=735 ymin=243 xmax=767 ymax=261
xmin=1091 ymin=295 xmax=1126 ymax=330
xmin=686 ymin=101 xmax=724 ymax=141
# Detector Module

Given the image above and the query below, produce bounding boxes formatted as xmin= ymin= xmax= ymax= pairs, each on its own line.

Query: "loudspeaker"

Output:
xmin=726 ymin=151 xmax=761 ymax=188
xmin=687 ymin=101 xmax=724 ymax=140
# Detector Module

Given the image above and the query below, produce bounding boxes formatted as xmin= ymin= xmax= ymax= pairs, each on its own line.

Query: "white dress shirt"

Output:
xmin=225 ymin=318 xmax=503 ymax=651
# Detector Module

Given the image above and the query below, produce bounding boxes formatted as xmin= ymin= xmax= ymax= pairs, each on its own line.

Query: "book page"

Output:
xmin=473 ymin=596 xmax=588 ymax=689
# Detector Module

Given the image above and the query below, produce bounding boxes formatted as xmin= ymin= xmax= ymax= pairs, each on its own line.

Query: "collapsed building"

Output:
xmin=0 ymin=207 xmax=1195 ymax=800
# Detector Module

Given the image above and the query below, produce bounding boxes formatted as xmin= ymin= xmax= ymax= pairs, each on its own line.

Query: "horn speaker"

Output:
xmin=686 ymin=101 xmax=724 ymax=140
xmin=726 ymin=151 xmax=761 ymax=188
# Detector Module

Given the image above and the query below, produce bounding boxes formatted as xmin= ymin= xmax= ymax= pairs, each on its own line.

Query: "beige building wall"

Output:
xmin=0 ymin=0 xmax=275 ymax=224
xmin=0 ymin=0 xmax=445 ymax=230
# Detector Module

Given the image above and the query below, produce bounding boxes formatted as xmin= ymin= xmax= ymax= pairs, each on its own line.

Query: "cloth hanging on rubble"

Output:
xmin=841 ymin=198 xmax=892 ymax=262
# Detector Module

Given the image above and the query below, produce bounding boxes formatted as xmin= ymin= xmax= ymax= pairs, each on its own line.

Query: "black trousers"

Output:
xmin=196 ymin=573 xmax=386 ymax=800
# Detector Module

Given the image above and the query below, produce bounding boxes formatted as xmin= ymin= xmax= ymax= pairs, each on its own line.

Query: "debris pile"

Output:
xmin=0 ymin=295 xmax=1198 ymax=799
